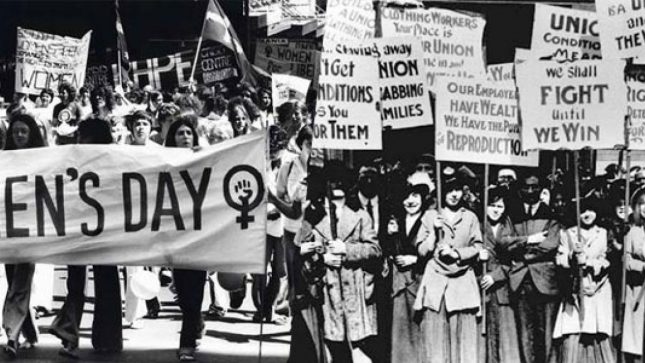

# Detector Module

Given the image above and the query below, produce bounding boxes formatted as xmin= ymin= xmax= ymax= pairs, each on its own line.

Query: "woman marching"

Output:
xmin=384 ymin=172 xmax=437 ymax=363
xmin=2 ymin=114 xmax=45 ymax=358
xmin=622 ymin=187 xmax=645 ymax=363
xmin=479 ymin=186 xmax=521 ymax=363
xmin=414 ymin=173 xmax=483 ymax=363
xmin=552 ymin=197 xmax=615 ymax=363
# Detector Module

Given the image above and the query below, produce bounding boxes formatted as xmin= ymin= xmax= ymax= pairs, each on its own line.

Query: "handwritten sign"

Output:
xmin=596 ymin=0 xmax=645 ymax=60
xmin=254 ymin=40 xmax=319 ymax=79
xmin=323 ymin=0 xmax=375 ymax=50
xmin=381 ymin=7 xmax=486 ymax=93
xmin=486 ymin=63 xmax=515 ymax=84
xmin=531 ymin=4 xmax=601 ymax=61
xmin=313 ymin=52 xmax=381 ymax=150
xmin=516 ymin=60 xmax=627 ymax=150
xmin=435 ymin=76 xmax=538 ymax=166
xmin=15 ymin=27 xmax=91 ymax=95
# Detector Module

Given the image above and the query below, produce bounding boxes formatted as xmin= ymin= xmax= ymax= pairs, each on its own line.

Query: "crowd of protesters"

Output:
xmin=2 ymin=77 xmax=645 ymax=363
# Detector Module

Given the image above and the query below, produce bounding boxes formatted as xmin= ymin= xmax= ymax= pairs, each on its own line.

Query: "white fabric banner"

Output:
xmin=15 ymin=27 xmax=91 ymax=95
xmin=0 ymin=132 xmax=267 ymax=273
xmin=515 ymin=60 xmax=627 ymax=150
xmin=272 ymin=73 xmax=311 ymax=113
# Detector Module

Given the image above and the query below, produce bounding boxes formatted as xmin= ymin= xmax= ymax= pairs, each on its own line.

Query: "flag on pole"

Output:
xmin=115 ymin=0 xmax=131 ymax=88
xmin=201 ymin=0 xmax=258 ymax=87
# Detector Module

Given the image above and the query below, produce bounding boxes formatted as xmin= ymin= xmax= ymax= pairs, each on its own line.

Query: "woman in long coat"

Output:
xmin=479 ymin=187 xmax=521 ymax=363
xmin=414 ymin=175 xmax=483 ymax=363
xmin=553 ymin=198 xmax=614 ymax=363
xmin=623 ymin=187 xmax=645 ymax=363
xmin=384 ymin=172 xmax=437 ymax=363
xmin=304 ymin=181 xmax=382 ymax=362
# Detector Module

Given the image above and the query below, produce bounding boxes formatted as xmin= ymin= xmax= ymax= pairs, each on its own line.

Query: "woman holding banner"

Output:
xmin=480 ymin=186 xmax=521 ymax=363
xmin=164 ymin=115 xmax=206 ymax=362
xmin=622 ymin=187 xmax=645 ymax=362
xmin=49 ymin=118 xmax=123 ymax=359
xmin=414 ymin=174 xmax=482 ymax=363
xmin=552 ymin=198 xmax=614 ymax=363
xmin=385 ymin=172 xmax=436 ymax=363
xmin=2 ymin=113 xmax=45 ymax=358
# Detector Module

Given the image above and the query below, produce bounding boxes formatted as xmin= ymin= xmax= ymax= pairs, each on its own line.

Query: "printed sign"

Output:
xmin=516 ymin=59 xmax=627 ymax=150
xmin=0 ymin=132 xmax=267 ymax=273
xmin=313 ymin=52 xmax=381 ymax=150
xmin=381 ymin=7 xmax=486 ymax=93
xmin=255 ymin=40 xmax=319 ymax=79
xmin=15 ymin=27 xmax=91 ymax=95
xmin=435 ymin=76 xmax=538 ymax=166
xmin=627 ymin=65 xmax=645 ymax=149
xmin=531 ymin=4 xmax=601 ymax=61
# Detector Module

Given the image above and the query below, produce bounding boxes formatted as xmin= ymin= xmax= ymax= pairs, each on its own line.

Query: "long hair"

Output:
xmin=90 ymin=86 xmax=115 ymax=114
xmin=164 ymin=114 xmax=199 ymax=148
xmin=5 ymin=113 xmax=45 ymax=150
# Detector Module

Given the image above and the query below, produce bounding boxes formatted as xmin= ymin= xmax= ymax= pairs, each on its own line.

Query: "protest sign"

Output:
xmin=0 ymin=132 xmax=267 ymax=273
xmin=313 ymin=52 xmax=381 ymax=150
xmin=112 ymin=45 xmax=237 ymax=90
xmin=514 ymin=48 xmax=531 ymax=64
xmin=85 ymin=64 xmax=113 ymax=89
xmin=596 ymin=0 xmax=645 ymax=60
xmin=323 ymin=0 xmax=375 ymax=50
xmin=530 ymin=4 xmax=601 ymax=61
xmin=596 ymin=149 xmax=645 ymax=174
xmin=515 ymin=60 xmax=627 ymax=150
xmin=627 ymin=65 xmax=645 ymax=149
xmin=381 ymin=7 xmax=486 ymax=93
xmin=330 ymin=37 xmax=433 ymax=129
xmin=254 ymin=39 xmax=319 ymax=79
xmin=15 ymin=27 xmax=91 ymax=95
xmin=486 ymin=63 xmax=515 ymax=84
xmin=435 ymin=76 xmax=538 ymax=166
xmin=272 ymin=73 xmax=311 ymax=112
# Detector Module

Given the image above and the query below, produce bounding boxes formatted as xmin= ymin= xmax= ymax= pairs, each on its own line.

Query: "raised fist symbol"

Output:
xmin=234 ymin=179 xmax=254 ymax=201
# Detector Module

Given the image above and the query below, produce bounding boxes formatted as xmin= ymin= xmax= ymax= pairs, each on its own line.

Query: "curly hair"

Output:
xmin=58 ymin=81 xmax=77 ymax=102
xmin=5 ymin=113 xmax=45 ymax=150
xmin=90 ymin=86 xmax=115 ymax=114
xmin=164 ymin=113 xmax=199 ymax=148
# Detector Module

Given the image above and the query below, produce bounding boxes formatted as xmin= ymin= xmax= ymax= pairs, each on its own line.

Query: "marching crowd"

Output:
xmin=1 ymin=77 xmax=645 ymax=363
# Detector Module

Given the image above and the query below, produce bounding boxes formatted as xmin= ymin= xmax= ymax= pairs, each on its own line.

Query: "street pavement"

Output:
xmin=0 ymin=266 xmax=290 ymax=362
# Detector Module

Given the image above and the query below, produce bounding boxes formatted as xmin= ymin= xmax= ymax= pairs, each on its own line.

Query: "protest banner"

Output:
xmin=596 ymin=0 xmax=645 ymax=60
xmin=272 ymin=73 xmax=311 ymax=112
xmin=486 ymin=63 xmax=515 ymax=84
xmin=330 ymin=37 xmax=433 ymax=129
xmin=515 ymin=59 xmax=627 ymax=150
xmin=112 ymin=44 xmax=237 ymax=90
xmin=530 ymin=4 xmax=601 ymax=61
xmin=435 ymin=76 xmax=538 ymax=166
xmin=85 ymin=64 xmax=113 ymax=89
xmin=323 ymin=0 xmax=375 ymax=50
xmin=313 ymin=52 xmax=381 ymax=150
xmin=0 ymin=132 xmax=267 ymax=273
xmin=381 ymin=7 xmax=486 ymax=93
xmin=627 ymin=65 xmax=645 ymax=149
xmin=15 ymin=27 xmax=91 ymax=95
xmin=254 ymin=39 xmax=319 ymax=79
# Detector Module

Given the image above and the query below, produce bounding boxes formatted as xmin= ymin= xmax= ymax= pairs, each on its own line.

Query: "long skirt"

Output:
xmin=391 ymin=288 xmax=423 ymax=363
xmin=552 ymin=334 xmax=616 ymax=363
xmin=482 ymin=291 xmax=521 ymax=363
xmin=419 ymin=300 xmax=478 ymax=363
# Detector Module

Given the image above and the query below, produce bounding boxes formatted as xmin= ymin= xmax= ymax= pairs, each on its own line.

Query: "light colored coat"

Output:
xmin=308 ymin=205 xmax=382 ymax=342
xmin=553 ymin=226 xmax=613 ymax=338
xmin=623 ymin=225 xmax=645 ymax=355
xmin=414 ymin=207 xmax=482 ymax=313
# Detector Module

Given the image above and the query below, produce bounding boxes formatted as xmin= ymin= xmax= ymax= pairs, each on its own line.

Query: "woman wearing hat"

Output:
xmin=552 ymin=198 xmax=614 ymax=362
xmin=414 ymin=174 xmax=483 ymax=363
xmin=479 ymin=186 xmax=521 ymax=363
xmin=384 ymin=172 xmax=437 ymax=363
xmin=622 ymin=187 xmax=645 ymax=361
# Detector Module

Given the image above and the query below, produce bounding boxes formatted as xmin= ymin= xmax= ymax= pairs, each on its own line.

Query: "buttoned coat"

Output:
xmin=307 ymin=205 xmax=382 ymax=342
